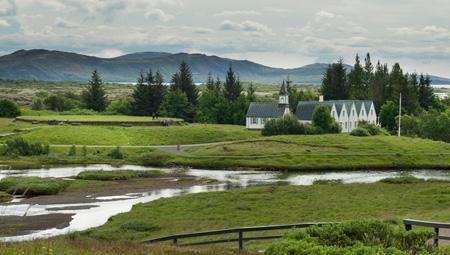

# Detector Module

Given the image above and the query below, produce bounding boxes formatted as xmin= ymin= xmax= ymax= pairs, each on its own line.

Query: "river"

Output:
xmin=1 ymin=165 xmax=450 ymax=242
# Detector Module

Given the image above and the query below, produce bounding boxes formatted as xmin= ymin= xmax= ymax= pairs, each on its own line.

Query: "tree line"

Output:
xmin=77 ymin=61 xmax=257 ymax=124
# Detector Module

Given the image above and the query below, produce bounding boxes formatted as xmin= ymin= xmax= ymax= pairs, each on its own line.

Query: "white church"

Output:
xmin=246 ymin=84 xmax=378 ymax=133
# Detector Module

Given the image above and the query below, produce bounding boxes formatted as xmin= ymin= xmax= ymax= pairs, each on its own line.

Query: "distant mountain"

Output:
xmin=0 ymin=49 xmax=449 ymax=84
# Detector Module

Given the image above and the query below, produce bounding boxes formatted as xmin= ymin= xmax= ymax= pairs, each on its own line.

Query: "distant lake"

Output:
xmin=432 ymin=84 xmax=450 ymax=89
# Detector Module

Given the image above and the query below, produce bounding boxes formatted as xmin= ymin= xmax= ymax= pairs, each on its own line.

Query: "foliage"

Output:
xmin=0 ymin=98 xmax=21 ymax=117
xmin=379 ymin=101 xmax=398 ymax=132
xmin=350 ymin=127 xmax=371 ymax=136
xmin=131 ymin=70 xmax=166 ymax=116
xmin=358 ymin=121 xmax=387 ymax=136
xmin=161 ymin=88 xmax=192 ymax=121
xmin=0 ymin=177 xmax=68 ymax=196
xmin=42 ymin=92 xmax=82 ymax=112
xmin=1 ymin=137 xmax=49 ymax=156
xmin=321 ymin=58 xmax=348 ymax=100
xmin=77 ymin=170 xmax=164 ymax=181
xmin=0 ymin=191 xmax=12 ymax=203
xmin=401 ymin=110 xmax=450 ymax=143
xmin=68 ymin=145 xmax=76 ymax=156
xmin=312 ymin=104 xmax=341 ymax=133
xmin=262 ymin=114 xmax=306 ymax=136
xmin=266 ymin=221 xmax=436 ymax=255
xmin=82 ymin=69 xmax=108 ymax=112
xmin=379 ymin=176 xmax=426 ymax=184
xmin=108 ymin=146 xmax=124 ymax=159
xmin=107 ymin=99 xmax=132 ymax=115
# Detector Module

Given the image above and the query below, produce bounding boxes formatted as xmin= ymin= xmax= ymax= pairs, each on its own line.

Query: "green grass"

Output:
xmin=0 ymin=177 xmax=68 ymax=196
xmin=0 ymin=240 xmax=252 ymax=255
xmin=17 ymin=115 xmax=182 ymax=122
xmin=77 ymin=170 xmax=165 ymax=181
xmin=85 ymin=180 xmax=450 ymax=242
xmin=2 ymin=124 xmax=260 ymax=146
xmin=0 ymin=191 xmax=12 ymax=203
xmin=172 ymin=134 xmax=450 ymax=170
xmin=0 ymin=118 xmax=41 ymax=133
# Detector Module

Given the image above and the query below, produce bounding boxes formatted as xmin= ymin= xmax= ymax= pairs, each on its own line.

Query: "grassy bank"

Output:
xmin=0 ymin=191 xmax=12 ymax=203
xmin=0 ymin=177 xmax=68 ymax=196
xmin=1 ymin=124 xmax=260 ymax=145
xmin=77 ymin=170 xmax=165 ymax=181
xmin=85 ymin=179 xmax=450 ymax=241
xmin=16 ymin=115 xmax=182 ymax=123
xmin=170 ymin=134 xmax=450 ymax=170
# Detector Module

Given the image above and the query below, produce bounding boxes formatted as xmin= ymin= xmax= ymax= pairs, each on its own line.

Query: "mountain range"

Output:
xmin=0 ymin=49 xmax=449 ymax=85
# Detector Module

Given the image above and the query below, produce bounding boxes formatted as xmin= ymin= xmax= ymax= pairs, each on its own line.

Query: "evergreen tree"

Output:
xmin=206 ymin=73 xmax=215 ymax=92
xmin=246 ymin=82 xmax=256 ymax=102
xmin=379 ymin=101 xmax=398 ymax=132
xmin=321 ymin=58 xmax=348 ymax=100
xmin=347 ymin=54 xmax=365 ymax=99
xmin=362 ymin=53 xmax=373 ymax=97
xmin=171 ymin=61 xmax=198 ymax=105
xmin=82 ymin=69 xmax=108 ymax=112
xmin=404 ymin=73 xmax=420 ymax=114
xmin=418 ymin=74 xmax=435 ymax=110
xmin=131 ymin=71 xmax=150 ymax=116
xmin=153 ymin=70 xmax=166 ymax=114
xmin=223 ymin=65 xmax=243 ymax=101
xmin=389 ymin=63 xmax=407 ymax=103
xmin=369 ymin=62 xmax=389 ymax=112
xmin=161 ymin=88 xmax=191 ymax=120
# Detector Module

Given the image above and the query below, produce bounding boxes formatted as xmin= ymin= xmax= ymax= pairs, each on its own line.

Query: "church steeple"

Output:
xmin=279 ymin=81 xmax=289 ymax=105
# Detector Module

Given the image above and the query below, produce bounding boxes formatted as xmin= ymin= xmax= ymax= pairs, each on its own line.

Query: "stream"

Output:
xmin=1 ymin=164 xmax=450 ymax=242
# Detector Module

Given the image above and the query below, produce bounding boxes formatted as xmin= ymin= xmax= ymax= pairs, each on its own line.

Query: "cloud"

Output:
xmin=315 ymin=10 xmax=336 ymax=21
xmin=0 ymin=18 xmax=9 ymax=27
xmin=220 ymin=20 xmax=272 ymax=34
xmin=54 ymin=17 xmax=78 ymax=28
xmin=145 ymin=9 xmax=174 ymax=22
xmin=87 ymin=48 xmax=125 ymax=58
xmin=213 ymin=10 xmax=260 ymax=17
xmin=194 ymin=27 xmax=213 ymax=34
xmin=0 ymin=0 xmax=16 ymax=16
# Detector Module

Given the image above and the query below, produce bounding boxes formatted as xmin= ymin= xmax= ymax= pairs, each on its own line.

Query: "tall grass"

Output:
xmin=77 ymin=170 xmax=165 ymax=181
xmin=0 ymin=177 xmax=68 ymax=196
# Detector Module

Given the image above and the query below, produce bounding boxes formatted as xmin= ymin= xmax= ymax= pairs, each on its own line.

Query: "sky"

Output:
xmin=1 ymin=0 xmax=450 ymax=77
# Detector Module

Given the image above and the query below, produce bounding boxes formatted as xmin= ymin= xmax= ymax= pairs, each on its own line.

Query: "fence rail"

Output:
xmin=404 ymin=219 xmax=450 ymax=246
xmin=143 ymin=222 xmax=336 ymax=251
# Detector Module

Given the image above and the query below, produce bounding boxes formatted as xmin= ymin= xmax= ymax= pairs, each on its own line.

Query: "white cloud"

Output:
xmin=87 ymin=48 xmax=125 ymax=58
xmin=0 ymin=0 xmax=15 ymax=16
xmin=54 ymin=17 xmax=78 ymax=28
xmin=220 ymin=20 xmax=272 ymax=35
xmin=0 ymin=19 xmax=9 ymax=27
xmin=145 ymin=9 xmax=174 ymax=22
xmin=315 ymin=10 xmax=336 ymax=21
xmin=213 ymin=10 xmax=260 ymax=17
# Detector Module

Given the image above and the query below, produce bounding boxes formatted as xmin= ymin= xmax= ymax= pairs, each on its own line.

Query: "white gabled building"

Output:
xmin=246 ymin=83 xmax=290 ymax=129
xmin=246 ymin=84 xmax=378 ymax=133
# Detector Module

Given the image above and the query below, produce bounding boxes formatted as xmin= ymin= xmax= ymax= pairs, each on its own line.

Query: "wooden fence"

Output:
xmin=404 ymin=219 xmax=450 ymax=246
xmin=143 ymin=222 xmax=335 ymax=251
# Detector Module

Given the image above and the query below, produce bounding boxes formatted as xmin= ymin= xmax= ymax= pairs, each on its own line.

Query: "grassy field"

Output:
xmin=1 ymin=123 xmax=260 ymax=146
xmin=85 ymin=179 xmax=450 ymax=243
xmin=0 ymin=118 xmax=42 ymax=133
xmin=0 ymin=240 xmax=254 ymax=255
xmin=170 ymin=134 xmax=450 ymax=170
xmin=17 ymin=115 xmax=182 ymax=122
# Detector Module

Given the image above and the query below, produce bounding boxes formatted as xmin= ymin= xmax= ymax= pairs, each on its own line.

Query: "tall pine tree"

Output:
xmin=131 ymin=71 xmax=150 ymax=116
xmin=82 ymin=69 xmax=108 ymax=112
xmin=223 ymin=65 xmax=242 ymax=101
xmin=347 ymin=54 xmax=364 ymax=99
xmin=171 ymin=61 xmax=198 ymax=106
xmin=418 ymin=74 xmax=435 ymax=110
xmin=321 ymin=58 xmax=348 ymax=100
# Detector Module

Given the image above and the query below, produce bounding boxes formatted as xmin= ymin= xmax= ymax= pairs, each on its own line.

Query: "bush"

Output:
xmin=140 ymin=151 xmax=171 ymax=167
xmin=312 ymin=105 xmax=341 ymax=134
xmin=108 ymin=146 xmax=124 ymax=159
xmin=68 ymin=145 xmax=76 ymax=156
xmin=77 ymin=170 xmax=164 ymax=181
xmin=350 ymin=127 xmax=371 ymax=136
xmin=262 ymin=114 xmax=306 ymax=136
xmin=0 ymin=191 xmax=12 ymax=203
xmin=379 ymin=176 xmax=425 ymax=184
xmin=2 ymin=138 xmax=49 ymax=156
xmin=266 ymin=221 xmax=436 ymax=255
xmin=106 ymin=99 xmax=132 ymax=115
xmin=0 ymin=177 xmax=68 ymax=196
xmin=0 ymin=98 xmax=21 ymax=117
xmin=358 ymin=121 xmax=387 ymax=136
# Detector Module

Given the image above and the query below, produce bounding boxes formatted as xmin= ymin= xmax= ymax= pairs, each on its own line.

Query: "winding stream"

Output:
xmin=1 ymin=165 xmax=450 ymax=242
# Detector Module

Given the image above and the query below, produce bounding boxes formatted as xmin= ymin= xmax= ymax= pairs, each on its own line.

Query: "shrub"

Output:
xmin=77 ymin=170 xmax=164 ymax=181
xmin=358 ymin=121 xmax=387 ymax=136
xmin=31 ymin=97 xmax=44 ymax=110
xmin=0 ymin=177 xmax=68 ymax=196
xmin=350 ymin=127 xmax=371 ymax=136
xmin=106 ymin=99 xmax=132 ymax=115
xmin=140 ymin=152 xmax=171 ymax=167
xmin=67 ymin=145 xmax=76 ymax=156
xmin=266 ymin=221 xmax=436 ymax=255
xmin=379 ymin=176 xmax=425 ymax=184
xmin=0 ymin=191 xmax=12 ymax=203
xmin=120 ymin=220 xmax=160 ymax=232
xmin=312 ymin=105 xmax=341 ymax=134
xmin=108 ymin=147 xmax=124 ymax=159
xmin=262 ymin=114 xmax=306 ymax=136
xmin=0 ymin=98 xmax=21 ymax=118
xmin=2 ymin=138 xmax=49 ymax=156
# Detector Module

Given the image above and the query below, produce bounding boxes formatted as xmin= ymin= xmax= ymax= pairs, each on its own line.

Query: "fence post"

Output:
xmin=405 ymin=223 xmax=412 ymax=231
xmin=434 ymin=228 xmax=439 ymax=246
xmin=238 ymin=231 xmax=243 ymax=251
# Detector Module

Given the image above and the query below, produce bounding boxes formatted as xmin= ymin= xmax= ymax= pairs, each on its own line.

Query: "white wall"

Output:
xmin=246 ymin=117 xmax=270 ymax=129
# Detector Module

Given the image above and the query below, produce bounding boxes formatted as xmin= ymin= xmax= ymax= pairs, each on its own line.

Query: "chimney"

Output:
xmin=319 ymin=95 xmax=324 ymax=102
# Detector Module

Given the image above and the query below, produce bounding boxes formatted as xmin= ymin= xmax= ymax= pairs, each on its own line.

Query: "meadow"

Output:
xmin=16 ymin=115 xmax=182 ymax=123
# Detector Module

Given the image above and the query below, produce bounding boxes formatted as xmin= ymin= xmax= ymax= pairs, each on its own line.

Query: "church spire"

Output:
xmin=279 ymin=80 xmax=289 ymax=105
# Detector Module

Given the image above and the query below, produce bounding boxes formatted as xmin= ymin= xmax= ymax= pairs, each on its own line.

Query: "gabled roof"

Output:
xmin=246 ymin=102 xmax=289 ymax=118
xmin=295 ymin=100 xmax=375 ymax=121
xmin=295 ymin=101 xmax=333 ymax=121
